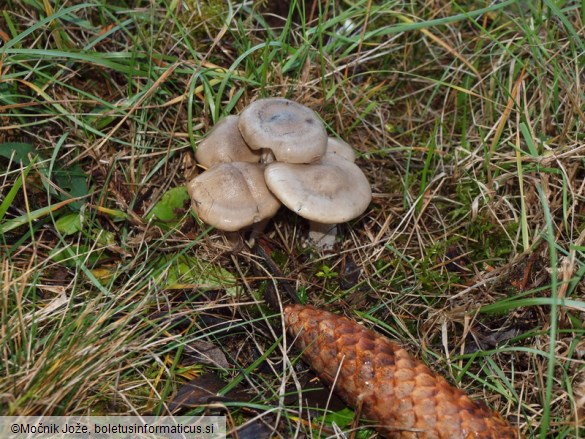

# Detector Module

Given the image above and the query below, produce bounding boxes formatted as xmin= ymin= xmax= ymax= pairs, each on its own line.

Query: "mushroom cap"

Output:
xmin=188 ymin=162 xmax=280 ymax=232
xmin=238 ymin=98 xmax=328 ymax=164
xmin=326 ymin=137 xmax=356 ymax=162
xmin=264 ymin=153 xmax=371 ymax=224
xmin=195 ymin=115 xmax=262 ymax=168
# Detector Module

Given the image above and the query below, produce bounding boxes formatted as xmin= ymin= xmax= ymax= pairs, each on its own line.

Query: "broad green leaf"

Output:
xmin=0 ymin=197 xmax=82 ymax=234
xmin=83 ymin=104 xmax=119 ymax=130
xmin=55 ymin=212 xmax=83 ymax=235
xmin=147 ymin=186 xmax=190 ymax=223
xmin=0 ymin=154 xmax=36 ymax=222
xmin=0 ymin=142 xmax=88 ymax=211
xmin=153 ymin=255 xmax=238 ymax=294
xmin=315 ymin=407 xmax=374 ymax=439
xmin=316 ymin=407 xmax=354 ymax=429
xmin=52 ymin=163 xmax=89 ymax=209
xmin=0 ymin=142 xmax=36 ymax=164
xmin=49 ymin=244 xmax=107 ymax=268
xmin=96 ymin=230 xmax=116 ymax=246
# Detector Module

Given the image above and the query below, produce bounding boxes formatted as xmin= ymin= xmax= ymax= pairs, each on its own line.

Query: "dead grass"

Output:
xmin=1 ymin=0 xmax=585 ymax=437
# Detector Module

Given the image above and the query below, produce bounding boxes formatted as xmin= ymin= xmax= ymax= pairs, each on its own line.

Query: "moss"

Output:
xmin=466 ymin=213 xmax=517 ymax=260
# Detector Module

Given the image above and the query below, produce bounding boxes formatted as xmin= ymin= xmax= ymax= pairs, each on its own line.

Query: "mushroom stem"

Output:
xmin=224 ymin=231 xmax=244 ymax=252
xmin=247 ymin=217 xmax=272 ymax=247
xmin=308 ymin=221 xmax=337 ymax=250
xmin=260 ymin=149 xmax=276 ymax=164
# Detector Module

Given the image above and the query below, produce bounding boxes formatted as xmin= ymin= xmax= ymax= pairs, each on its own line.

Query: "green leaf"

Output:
xmin=152 ymin=255 xmax=238 ymax=294
xmin=317 ymin=407 xmax=355 ymax=429
xmin=0 ymin=197 xmax=81 ymax=234
xmin=314 ymin=407 xmax=374 ymax=439
xmin=49 ymin=244 xmax=107 ymax=268
xmin=0 ymin=154 xmax=36 ymax=222
xmin=55 ymin=212 xmax=83 ymax=235
xmin=96 ymin=230 xmax=116 ymax=246
xmin=52 ymin=164 xmax=89 ymax=209
xmin=83 ymin=104 xmax=118 ymax=130
xmin=147 ymin=186 xmax=190 ymax=223
xmin=0 ymin=142 xmax=36 ymax=164
xmin=0 ymin=142 xmax=88 ymax=211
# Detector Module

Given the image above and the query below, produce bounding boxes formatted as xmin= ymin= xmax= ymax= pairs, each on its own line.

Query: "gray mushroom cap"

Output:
xmin=195 ymin=115 xmax=262 ymax=168
xmin=325 ymin=137 xmax=356 ymax=162
xmin=238 ymin=98 xmax=328 ymax=164
xmin=188 ymin=162 xmax=280 ymax=232
xmin=264 ymin=153 xmax=371 ymax=223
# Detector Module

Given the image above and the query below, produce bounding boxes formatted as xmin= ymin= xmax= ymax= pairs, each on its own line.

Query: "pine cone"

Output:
xmin=284 ymin=304 xmax=521 ymax=438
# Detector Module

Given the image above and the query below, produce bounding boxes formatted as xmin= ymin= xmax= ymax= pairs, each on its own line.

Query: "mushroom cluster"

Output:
xmin=187 ymin=98 xmax=372 ymax=249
